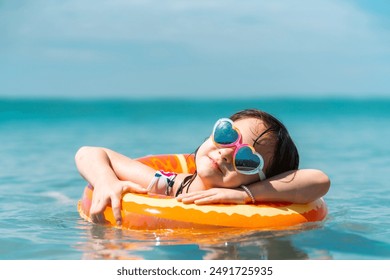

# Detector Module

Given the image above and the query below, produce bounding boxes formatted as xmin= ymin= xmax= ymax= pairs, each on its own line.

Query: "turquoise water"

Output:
xmin=1 ymin=98 xmax=389 ymax=260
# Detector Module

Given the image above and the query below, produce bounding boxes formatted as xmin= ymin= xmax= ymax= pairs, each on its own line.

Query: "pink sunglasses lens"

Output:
xmin=235 ymin=146 xmax=262 ymax=173
xmin=213 ymin=120 xmax=239 ymax=145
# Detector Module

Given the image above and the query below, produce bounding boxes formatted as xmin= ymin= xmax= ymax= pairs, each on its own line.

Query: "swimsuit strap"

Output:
xmin=175 ymin=172 xmax=196 ymax=197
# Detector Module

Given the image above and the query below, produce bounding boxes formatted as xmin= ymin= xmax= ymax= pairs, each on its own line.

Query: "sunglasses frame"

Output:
xmin=212 ymin=118 xmax=266 ymax=180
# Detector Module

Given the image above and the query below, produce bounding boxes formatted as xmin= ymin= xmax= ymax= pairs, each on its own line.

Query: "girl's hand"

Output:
xmin=177 ymin=187 xmax=250 ymax=205
xmin=89 ymin=180 xmax=147 ymax=226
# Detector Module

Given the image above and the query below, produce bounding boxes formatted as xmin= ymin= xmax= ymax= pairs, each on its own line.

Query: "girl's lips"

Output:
xmin=208 ymin=156 xmax=223 ymax=173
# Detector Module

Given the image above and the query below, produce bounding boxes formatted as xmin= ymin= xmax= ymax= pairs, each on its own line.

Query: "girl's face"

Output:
xmin=195 ymin=118 xmax=275 ymax=189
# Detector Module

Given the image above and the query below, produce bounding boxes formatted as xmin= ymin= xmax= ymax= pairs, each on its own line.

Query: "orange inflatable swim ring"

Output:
xmin=78 ymin=154 xmax=327 ymax=230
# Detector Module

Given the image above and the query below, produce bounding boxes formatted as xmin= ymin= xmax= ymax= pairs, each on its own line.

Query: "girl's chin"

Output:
xmin=195 ymin=169 xmax=220 ymax=186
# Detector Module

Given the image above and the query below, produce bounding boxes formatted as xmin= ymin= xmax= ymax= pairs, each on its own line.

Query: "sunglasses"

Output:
xmin=212 ymin=118 xmax=266 ymax=180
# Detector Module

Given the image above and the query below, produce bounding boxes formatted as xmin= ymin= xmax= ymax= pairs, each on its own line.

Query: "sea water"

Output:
xmin=0 ymin=97 xmax=389 ymax=260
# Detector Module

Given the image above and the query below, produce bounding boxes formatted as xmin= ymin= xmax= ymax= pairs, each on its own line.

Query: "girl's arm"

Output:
xmin=75 ymin=146 xmax=152 ymax=225
xmin=248 ymin=169 xmax=330 ymax=204
xmin=177 ymin=169 xmax=330 ymax=205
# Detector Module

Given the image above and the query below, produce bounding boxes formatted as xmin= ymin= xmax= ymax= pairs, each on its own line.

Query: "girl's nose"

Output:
xmin=218 ymin=147 xmax=235 ymax=163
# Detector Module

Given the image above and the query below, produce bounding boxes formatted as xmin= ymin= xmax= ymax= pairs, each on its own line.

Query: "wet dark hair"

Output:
xmin=175 ymin=109 xmax=299 ymax=196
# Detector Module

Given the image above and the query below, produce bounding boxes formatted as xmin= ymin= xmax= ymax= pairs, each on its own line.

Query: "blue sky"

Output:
xmin=0 ymin=0 xmax=389 ymax=99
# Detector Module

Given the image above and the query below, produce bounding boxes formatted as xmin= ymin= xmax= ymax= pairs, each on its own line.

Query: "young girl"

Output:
xmin=75 ymin=109 xmax=330 ymax=225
